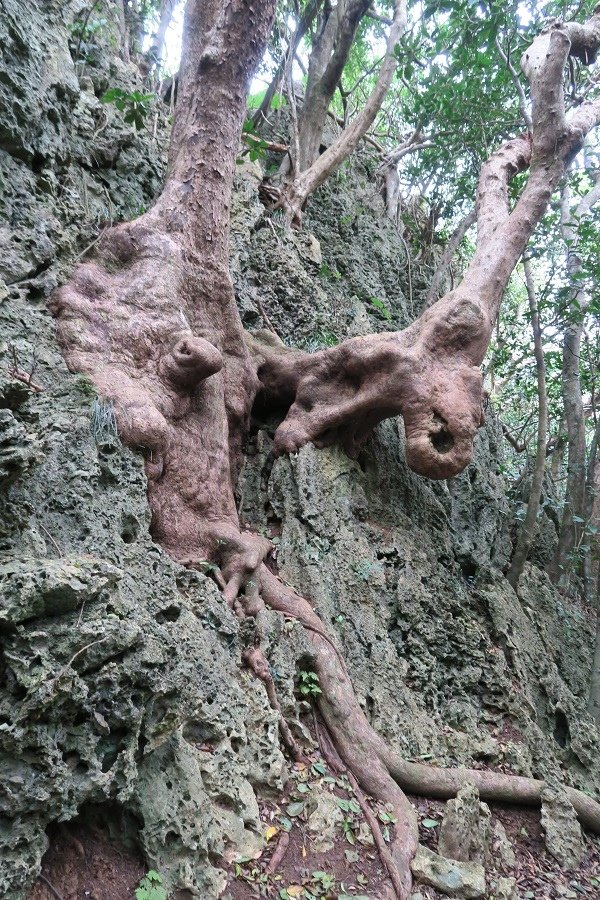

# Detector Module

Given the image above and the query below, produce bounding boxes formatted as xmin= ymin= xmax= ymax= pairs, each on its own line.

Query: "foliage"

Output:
xmin=135 ymin=870 xmax=167 ymax=900
xmin=297 ymin=669 xmax=322 ymax=697
xmin=101 ymin=88 xmax=155 ymax=130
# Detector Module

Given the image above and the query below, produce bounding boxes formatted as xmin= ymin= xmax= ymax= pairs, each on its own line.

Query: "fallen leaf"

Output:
xmin=286 ymin=801 xmax=305 ymax=817
xmin=265 ymin=826 xmax=278 ymax=841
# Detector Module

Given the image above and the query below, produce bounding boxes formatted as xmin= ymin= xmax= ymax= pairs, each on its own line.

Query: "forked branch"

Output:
xmin=254 ymin=9 xmax=600 ymax=480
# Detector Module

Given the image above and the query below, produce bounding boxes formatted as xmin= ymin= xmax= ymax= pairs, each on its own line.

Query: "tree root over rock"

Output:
xmin=258 ymin=565 xmax=600 ymax=898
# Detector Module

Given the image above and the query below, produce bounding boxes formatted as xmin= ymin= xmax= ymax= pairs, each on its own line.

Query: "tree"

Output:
xmin=506 ymin=256 xmax=548 ymax=590
xmin=550 ymin=173 xmax=600 ymax=588
xmin=279 ymin=0 xmax=408 ymax=223
xmin=51 ymin=3 xmax=600 ymax=897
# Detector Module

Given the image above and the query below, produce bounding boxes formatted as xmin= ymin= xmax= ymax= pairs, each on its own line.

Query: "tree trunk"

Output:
xmin=550 ymin=177 xmax=600 ymax=587
xmin=507 ymin=256 xmax=548 ymax=589
xmin=52 ymin=0 xmax=278 ymax=590
xmin=147 ymin=0 xmax=177 ymax=71
xmin=295 ymin=0 xmax=371 ymax=174
xmin=281 ymin=0 xmax=407 ymax=223
xmin=252 ymin=0 xmax=321 ymax=128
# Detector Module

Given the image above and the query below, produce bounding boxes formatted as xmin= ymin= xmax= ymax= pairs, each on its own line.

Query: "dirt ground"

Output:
xmin=26 ymin=762 xmax=600 ymax=900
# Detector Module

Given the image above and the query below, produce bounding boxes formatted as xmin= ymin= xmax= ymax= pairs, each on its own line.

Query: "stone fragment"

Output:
xmin=292 ymin=232 xmax=322 ymax=265
xmin=540 ymin=785 xmax=584 ymax=869
xmin=491 ymin=820 xmax=516 ymax=871
xmin=490 ymin=876 xmax=518 ymax=899
xmin=356 ymin=820 xmax=375 ymax=846
xmin=438 ymin=782 xmax=492 ymax=865
xmin=305 ymin=790 xmax=344 ymax=852
xmin=411 ymin=844 xmax=486 ymax=898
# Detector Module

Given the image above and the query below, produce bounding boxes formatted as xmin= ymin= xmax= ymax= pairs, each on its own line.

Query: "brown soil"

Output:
xmin=225 ymin=787 xmax=600 ymax=900
xmin=22 ymin=786 xmax=600 ymax=900
xmin=27 ymin=822 xmax=146 ymax=900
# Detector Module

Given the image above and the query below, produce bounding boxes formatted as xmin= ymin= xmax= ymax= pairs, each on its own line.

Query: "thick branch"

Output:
xmin=257 ymin=9 xmax=600 ymax=479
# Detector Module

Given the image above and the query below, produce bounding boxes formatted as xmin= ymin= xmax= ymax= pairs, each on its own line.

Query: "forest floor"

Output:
xmin=27 ymin=766 xmax=600 ymax=900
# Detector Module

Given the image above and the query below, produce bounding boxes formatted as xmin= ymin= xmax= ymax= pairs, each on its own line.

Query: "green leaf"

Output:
xmin=286 ymin=801 xmax=305 ymax=817
xmin=421 ymin=818 xmax=440 ymax=829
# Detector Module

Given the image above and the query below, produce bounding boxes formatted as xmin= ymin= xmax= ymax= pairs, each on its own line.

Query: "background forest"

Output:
xmin=0 ymin=0 xmax=599 ymax=899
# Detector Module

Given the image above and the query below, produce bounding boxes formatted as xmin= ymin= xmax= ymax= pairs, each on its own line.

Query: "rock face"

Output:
xmin=541 ymin=785 xmax=585 ymax=869
xmin=0 ymin=3 xmax=285 ymax=897
xmin=1 ymin=2 xmax=600 ymax=898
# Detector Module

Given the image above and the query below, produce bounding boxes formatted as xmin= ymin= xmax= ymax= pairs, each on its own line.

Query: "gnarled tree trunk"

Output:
xmin=51 ymin=5 xmax=600 ymax=898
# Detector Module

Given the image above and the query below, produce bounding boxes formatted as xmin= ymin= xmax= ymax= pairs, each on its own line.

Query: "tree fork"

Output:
xmin=254 ymin=11 xmax=600 ymax=480
xmin=49 ymin=5 xmax=600 ymax=899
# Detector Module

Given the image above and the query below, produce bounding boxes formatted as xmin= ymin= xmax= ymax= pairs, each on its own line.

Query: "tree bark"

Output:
xmin=507 ymin=256 xmax=548 ymax=589
xmin=52 ymin=0 xmax=277 ymax=586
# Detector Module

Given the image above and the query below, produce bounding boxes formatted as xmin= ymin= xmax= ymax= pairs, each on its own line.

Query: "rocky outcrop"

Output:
xmin=1 ymin=2 xmax=599 ymax=897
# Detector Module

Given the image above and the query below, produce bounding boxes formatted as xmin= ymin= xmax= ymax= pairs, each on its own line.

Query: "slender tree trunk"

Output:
xmin=507 ymin=256 xmax=548 ymax=589
xmin=425 ymin=207 xmax=477 ymax=306
xmin=148 ymin=0 xmax=177 ymax=71
xmin=295 ymin=0 xmax=372 ymax=173
xmin=281 ymin=0 xmax=407 ymax=223
xmin=550 ymin=178 xmax=600 ymax=587
xmin=252 ymin=0 xmax=321 ymax=128
xmin=583 ymin=425 xmax=600 ymax=603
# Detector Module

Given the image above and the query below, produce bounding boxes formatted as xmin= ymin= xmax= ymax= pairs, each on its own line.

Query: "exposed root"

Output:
xmin=259 ymin=564 xmax=600 ymax=898
xmin=242 ymin=646 xmax=305 ymax=762
xmin=261 ymin=565 xmax=418 ymax=898
xmin=316 ymin=716 xmax=409 ymax=900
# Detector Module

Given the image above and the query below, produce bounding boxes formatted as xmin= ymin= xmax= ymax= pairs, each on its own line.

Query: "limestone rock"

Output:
xmin=411 ymin=844 xmax=486 ymax=898
xmin=0 ymin=557 xmax=122 ymax=626
xmin=541 ymin=785 xmax=584 ymax=869
xmin=491 ymin=821 xmax=516 ymax=872
xmin=438 ymin=782 xmax=492 ymax=865
xmin=0 ymin=409 xmax=42 ymax=486
xmin=306 ymin=790 xmax=344 ymax=852
xmin=491 ymin=876 xmax=518 ymax=900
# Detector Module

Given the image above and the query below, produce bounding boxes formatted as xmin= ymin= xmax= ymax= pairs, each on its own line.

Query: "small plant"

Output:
xmin=135 ymin=870 xmax=167 ymax=900
xmin=297 ymin=669 xmax=322 ymax=697
xmin=90 ymin=398 xmax=118 ymax=443
xmin=101 ymin=88 xmax=154 ymax=130
xmin=368 ymin=296 xmax=392 ymax=320
xmin=239 ymin=119 xmax=271 ymax=163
